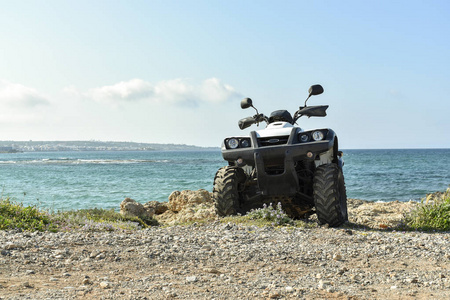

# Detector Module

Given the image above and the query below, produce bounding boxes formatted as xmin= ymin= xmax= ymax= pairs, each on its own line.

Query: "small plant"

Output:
xmin=0 ymin=196 xmax=158 ymax=232
xmin=0 ymin=198 xmax=57 ymax=232
xmin=246 ymin=202 xmax=293 ymax=226
xmin=52 ymin=208 xmax=159 ymax=231
xmin=405 ymin=187 xmax=450 ymax=231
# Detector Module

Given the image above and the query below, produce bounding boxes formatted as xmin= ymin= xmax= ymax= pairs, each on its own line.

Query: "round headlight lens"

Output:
xmin=312 ymin=131 xmax=324 ymax=141
xmin=227 ymin=138 xmax=239 ymax=149
xmin=240 ymin=139 xmax=250 ymax=148
xmin=299 ymin=134 xmax=310 ymax=142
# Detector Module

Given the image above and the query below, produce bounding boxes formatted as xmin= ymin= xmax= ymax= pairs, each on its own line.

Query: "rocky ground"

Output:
xmin=0 ymin=193 xmax=449 ymax=299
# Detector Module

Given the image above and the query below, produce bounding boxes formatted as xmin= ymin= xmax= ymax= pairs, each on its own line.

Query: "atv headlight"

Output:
xmin=312 ymin=131 xmax=325 ymax=141
xmin=299 ymin=133 xmax=310 ymax=143
xmin=240 ymin=139 xmax=250 ymax=148
xmin=227 ymin=138 xmax=239 ymax=149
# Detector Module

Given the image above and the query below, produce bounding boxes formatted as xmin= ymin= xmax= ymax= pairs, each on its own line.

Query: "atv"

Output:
xmin=213 ymin=84 xmax=348 ymax=227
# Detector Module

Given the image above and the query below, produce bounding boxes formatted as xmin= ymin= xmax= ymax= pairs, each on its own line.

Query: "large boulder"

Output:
xmin=120 ymin=198 xmax=155 ymax=218
xmin=155 ymin=203 xmax=216 ymax=225
xmin=156 ymin=189 xmax=216 ymax=225
xmin=119 ymin=190 xmax=217 ymax=225
xmin=144 ymin=201 xmax=168 ymax=215
xmin=167 ymin=189 xmax=213 ymax=212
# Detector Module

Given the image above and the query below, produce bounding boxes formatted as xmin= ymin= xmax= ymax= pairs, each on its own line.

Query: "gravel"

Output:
xmin=0 ymin=222 xmax=449 ymax=299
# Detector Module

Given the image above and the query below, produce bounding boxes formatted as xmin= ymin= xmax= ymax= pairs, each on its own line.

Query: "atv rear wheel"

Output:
xmin=313 ymin=163 xmax=348 ymax=227
xmin=213 ymin=166 xmax=246 ymax=216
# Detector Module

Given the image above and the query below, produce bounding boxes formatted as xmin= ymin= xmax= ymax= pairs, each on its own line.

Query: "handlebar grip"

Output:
xmin=238 ymin=117 xmax=256 ymax=130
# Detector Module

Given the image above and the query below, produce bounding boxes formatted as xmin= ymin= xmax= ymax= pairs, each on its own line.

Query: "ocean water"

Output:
xmin=1 ymin=149 xmax=449 ymax=211
xmin=343 ymin=149 xmax=450 ymax=202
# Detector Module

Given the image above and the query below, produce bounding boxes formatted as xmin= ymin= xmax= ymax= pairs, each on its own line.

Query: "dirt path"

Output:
xmin=0 ymin=199 xmax=449 ymax=299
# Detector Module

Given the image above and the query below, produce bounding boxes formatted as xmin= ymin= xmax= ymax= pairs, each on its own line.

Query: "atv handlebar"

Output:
xmin=238 ymin=85 xmax=327 ymax=130
xmin=238 ymin=117 xmax=256 ymax=130
xmin=293 ymin=105 xmax=329 ymax=122
xmin=238 ymin=114 xmax=268 ymax=130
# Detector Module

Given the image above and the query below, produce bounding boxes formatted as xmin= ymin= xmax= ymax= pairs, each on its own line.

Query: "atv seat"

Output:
xmin=268 ymin=110 xmax=294 ymax=124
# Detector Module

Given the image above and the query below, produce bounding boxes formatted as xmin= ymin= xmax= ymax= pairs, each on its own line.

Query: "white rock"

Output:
xmin=318 ymin=280 xmax=330 ymax=289
xmin=333 ymin=253 xmax=342 ymax=261
xmin=4 ymin=243 xmax=17 ymax=250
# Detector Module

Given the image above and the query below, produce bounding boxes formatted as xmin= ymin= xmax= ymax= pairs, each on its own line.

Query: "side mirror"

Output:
xmin=240 ymin=98 xmax=253 ymax=109
xmin=308 ymin=84 xmax=324 ymax=96
xmin=304 ymin=84 xmax=324 ymax=106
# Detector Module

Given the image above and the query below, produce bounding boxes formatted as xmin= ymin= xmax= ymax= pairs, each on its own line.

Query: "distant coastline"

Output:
xmin=0 ymin=149 xmax=22 ymax=153
xmin=1 ymin=141 xmax=448 ymax=153
xmin=0 ymin=140 xmax=219 ymax=152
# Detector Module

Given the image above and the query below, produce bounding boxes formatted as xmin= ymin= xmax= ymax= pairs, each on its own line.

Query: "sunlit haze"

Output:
xmin=1 ymin=0 xmax=449 ymax=148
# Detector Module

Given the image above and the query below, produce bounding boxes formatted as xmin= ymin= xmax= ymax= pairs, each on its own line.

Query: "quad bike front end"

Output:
xmin=213 ymin=84 xmax=348 ymax=227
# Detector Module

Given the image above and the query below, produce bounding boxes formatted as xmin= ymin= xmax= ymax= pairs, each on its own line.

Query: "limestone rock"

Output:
xmin=144 ymin=201 xmax=168 ymax=215
xmin=153 ymin=190 xmax=216 ymax=225
xmin=120 ymin=198 xmax=154 ymax=218
xmin=167 ymin=189 xmax=213 ymax=212
xmin=99 ymin=281 xmax=112 ymax=289
xmin=186 ymin=276 xmax=197 ymax=283
xmin=119 ymin=190 xmax=217 ymax=225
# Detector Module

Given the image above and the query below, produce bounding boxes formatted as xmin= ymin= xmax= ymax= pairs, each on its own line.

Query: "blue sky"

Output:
xmin=1 ymin=0 xmax=449 ymax=148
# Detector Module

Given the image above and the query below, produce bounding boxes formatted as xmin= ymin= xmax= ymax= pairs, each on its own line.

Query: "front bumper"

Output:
xmin=221 ymin=128 xmax=336 ymax=196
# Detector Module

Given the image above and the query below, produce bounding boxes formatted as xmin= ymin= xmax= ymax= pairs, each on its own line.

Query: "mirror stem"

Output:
xmin=304 ymin=94 xmax=312 ymax=107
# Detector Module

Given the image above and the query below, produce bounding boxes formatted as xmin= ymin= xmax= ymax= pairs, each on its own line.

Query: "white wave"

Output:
xmin=0 ymin=158 xmax=169 ymax=165
xmin=0 ymin=160 xmax=17 ymax=164
xmin=0 ymin=157 xmax=172 ymax=165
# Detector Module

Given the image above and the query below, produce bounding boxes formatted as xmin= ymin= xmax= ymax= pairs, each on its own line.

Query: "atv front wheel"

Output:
xmin=313 ymin=163 xmax=348 ymax=227
xmin=213 ymin=166 xmax=246 ymax=216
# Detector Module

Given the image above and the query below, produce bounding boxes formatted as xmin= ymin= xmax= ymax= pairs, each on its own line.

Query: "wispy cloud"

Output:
xmin=0 ymin=80 xmax=51 ymax=125
xmin=0 ymin=79 xmax=50 ymax=108
xmin=198 ymin=78 xmax=240 ymax=103
xmin=88 ymin=79 xmax=154 ymax=102
xmin=83 ymin=77 xmax=241 ymax=106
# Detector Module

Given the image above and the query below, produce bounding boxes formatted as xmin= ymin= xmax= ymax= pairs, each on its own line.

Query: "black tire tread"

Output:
xmin=213 ymin=167 xmax=244 ymax=216
xmin=313 ymin=163 xmax=348 ymax=227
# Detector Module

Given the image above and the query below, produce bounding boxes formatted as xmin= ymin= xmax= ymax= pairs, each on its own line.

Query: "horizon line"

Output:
xmin=1 ymin=140 xmax=449 ymax=150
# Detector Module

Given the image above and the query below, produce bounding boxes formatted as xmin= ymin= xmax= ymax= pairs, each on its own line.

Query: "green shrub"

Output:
xmin=53 ymin=208 xmax=158 ymax=231
xmin=405 ymin=188 xmax=450 ymax=231
xmin=246 ymin=202 xmax=293 ymax=226
xmin=0 ymin=198 xmax=56 ymax=231
xmin=0 ymin=198 xmax=158 ymax=232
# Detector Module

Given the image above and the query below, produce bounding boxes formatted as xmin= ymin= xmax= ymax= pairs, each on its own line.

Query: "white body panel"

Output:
xmin=255 ymin=122 xmax=302 ymax=137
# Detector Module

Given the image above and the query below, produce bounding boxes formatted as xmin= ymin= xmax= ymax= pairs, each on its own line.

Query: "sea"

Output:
xmin=1 ymin=149 xmax=449 ymax=211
